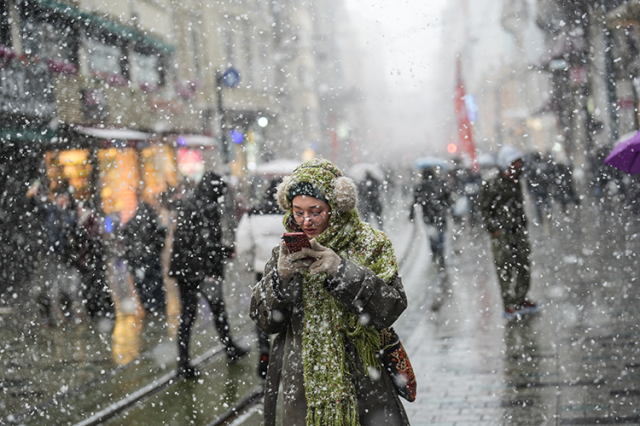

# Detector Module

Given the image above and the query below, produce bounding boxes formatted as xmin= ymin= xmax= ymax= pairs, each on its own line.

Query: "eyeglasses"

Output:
xmin=293 ymin=211 xmax=329 ymax=225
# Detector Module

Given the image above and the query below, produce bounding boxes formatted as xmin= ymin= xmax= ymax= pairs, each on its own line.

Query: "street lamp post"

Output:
xmin=216 ymin=67 xmax=240 ymax=164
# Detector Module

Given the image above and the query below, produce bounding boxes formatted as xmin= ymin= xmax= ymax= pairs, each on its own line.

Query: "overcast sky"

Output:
xmin=344 ymin=0 xmax=448 ymax=90
xmin=343 ymin=0 xmax=452 ymax=162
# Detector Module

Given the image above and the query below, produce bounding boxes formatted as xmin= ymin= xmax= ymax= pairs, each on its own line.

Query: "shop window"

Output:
xmin=177 ymin=148 xmax=204 ymax=183
xmin=140 ymin=145 xmax=176 ymax=203
xmin=86 ymin=36 xmax=128 ymax=84
xmin=20 ymin=1 xmax=79 ymax=68
xmin=98 ymin=148 xmax=139 ymax=223
xmin=131 ymin=49 xmax=165 ymax=90
xmin=45 ymin=150 xmax=92 ymax=201
xmin=97 ymin=145 xmax=176 ymax=223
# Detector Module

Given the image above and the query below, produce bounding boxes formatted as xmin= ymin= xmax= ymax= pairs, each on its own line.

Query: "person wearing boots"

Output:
xmin=480 ymin=146 xmax=538 ymax=319
xmin=170 ymin=171 xmax=248 ymax=378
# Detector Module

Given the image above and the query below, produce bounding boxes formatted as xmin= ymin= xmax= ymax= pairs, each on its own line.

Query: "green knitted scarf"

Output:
xmin=283 ymin=207 xmax=398 ymax=426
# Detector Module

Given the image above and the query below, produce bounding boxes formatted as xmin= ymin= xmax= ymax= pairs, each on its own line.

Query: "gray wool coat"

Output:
xmin=250 ymin=247 xmax=411 ymax=426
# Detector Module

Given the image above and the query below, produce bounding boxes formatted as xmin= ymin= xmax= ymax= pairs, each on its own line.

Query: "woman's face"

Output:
xmin=292 ymin=195 xmax=331 ymax=238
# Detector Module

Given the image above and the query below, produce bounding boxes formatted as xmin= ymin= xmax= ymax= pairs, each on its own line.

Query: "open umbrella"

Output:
xmin=347 ymin=163 xmax=385 ymax=182
xmin=414 ymin=156 xmax=449 ymax=170
xmin=605 ymin=131 xmax=640 ymax=174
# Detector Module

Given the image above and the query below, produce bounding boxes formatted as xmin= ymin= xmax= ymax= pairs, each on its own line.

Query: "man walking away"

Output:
xmin=480 ymin=146 xmax=538 ymax=319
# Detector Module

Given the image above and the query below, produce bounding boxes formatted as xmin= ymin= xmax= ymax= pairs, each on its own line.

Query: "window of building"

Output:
xmin=86 ymin=35 xmax=127 ymax=81
xmin=19 ymin=0 xmax=78 ymax=65
xmin=132 ymin=49 xmax=164 ymax=89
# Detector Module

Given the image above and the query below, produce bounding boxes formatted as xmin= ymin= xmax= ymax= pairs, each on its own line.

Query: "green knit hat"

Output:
xmin=276 ymin=158 xmax=357 ymax=214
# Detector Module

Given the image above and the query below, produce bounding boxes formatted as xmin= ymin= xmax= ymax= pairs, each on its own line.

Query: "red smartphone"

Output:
xmin=283 ymin=232 xmax=312 ymax=253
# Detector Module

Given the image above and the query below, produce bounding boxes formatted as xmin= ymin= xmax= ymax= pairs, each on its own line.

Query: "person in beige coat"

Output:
xmin=250 ymin=159 xmax=411 ymax=426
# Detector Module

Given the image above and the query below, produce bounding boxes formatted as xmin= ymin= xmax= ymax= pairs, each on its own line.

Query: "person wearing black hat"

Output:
xmin=170 ymin=172 xmax=248 ymax=378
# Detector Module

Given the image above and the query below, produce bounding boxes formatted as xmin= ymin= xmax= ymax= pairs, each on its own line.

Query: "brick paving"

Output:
xmin=2 ymin=194 xmax=639 ymax=426
xmin=395 ymin=203 xmax=640 ymax=425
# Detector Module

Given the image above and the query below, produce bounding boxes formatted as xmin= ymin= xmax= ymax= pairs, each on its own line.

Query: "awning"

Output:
xmin=34 ymin=0 xmax=175 ymax=52
xmin=0 ymin=127 xmax=58 ymax=143
xmin=76 ymin=126 xmax=151 ymax=141
xmin=173 ymin=134 xmax=217 ymax=148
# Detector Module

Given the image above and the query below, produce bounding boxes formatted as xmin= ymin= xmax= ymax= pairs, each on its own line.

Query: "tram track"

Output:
xmin=68 ymin=330 xmax=261 ymax=426
xmin=68 ymin=230 xmax=420 ymax=426
xmin=3 ymin=321 xmax=260 ymax=426
xmin=6 ymin=209 xmax=419 ymax=426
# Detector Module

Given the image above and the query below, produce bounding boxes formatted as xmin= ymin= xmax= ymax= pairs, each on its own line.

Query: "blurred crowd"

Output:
xmin=16 ymin=148 xmax=639 ymax=378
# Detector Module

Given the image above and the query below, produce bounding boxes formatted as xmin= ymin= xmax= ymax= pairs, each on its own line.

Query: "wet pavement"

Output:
xmin=397 ymin=198 xmax=640 ymax=425
xmin=1 ymin=190 xmax=640 ymax=425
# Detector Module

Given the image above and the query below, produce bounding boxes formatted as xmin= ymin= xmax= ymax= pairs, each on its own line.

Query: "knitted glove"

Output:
xmin=277 ymin=242 xmax=313 ymax=282
xmin=304 ymin=239 xmax=342 ymax=276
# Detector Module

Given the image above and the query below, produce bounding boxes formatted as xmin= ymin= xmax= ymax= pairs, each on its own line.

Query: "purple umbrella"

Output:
xmin=605 ymin=132 xmax=640 ymax=174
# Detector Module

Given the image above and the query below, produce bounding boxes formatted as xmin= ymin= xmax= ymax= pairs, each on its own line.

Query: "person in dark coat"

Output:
xmin=29 ymin=186 xmax=79 ymax=325
xmin=523 ymin=152 xmax=553 ymax=225
xmin=356 ymin=171 xmax=384 ymax=229
xmin=121 ymin=201 xmax=167 ymax=316
xmin=480 ymin=146 xmax=538 ymax=319
xmin=75 ymin=200 xmax=114 ymax=319
xmin=250 ymin=159 xmax=410 ymax=426
xmin=409 ymin=166 xmax=452 ymax=300
xmin=170 ymin=172 xmax=248 ymax=378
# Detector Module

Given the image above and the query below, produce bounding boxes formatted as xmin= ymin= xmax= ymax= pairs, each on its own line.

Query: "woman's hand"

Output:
xmin=303 ymin=240 xmax=341 ymax=276
xmin=277 ymin=242 xmax=313 ymax=282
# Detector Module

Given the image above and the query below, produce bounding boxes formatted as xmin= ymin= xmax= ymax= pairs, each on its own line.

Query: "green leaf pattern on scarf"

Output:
xmin=284 ymin=208 xmax=399 ymax=426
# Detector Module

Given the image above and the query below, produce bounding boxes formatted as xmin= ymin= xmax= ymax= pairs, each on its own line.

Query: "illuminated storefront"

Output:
xmin=45 ymin=128 xmax=177 ymax=223
xmin=172 ymin=134 xmax=218 ymax=183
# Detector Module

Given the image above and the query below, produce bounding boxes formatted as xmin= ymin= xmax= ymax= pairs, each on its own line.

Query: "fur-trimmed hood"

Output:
xmin=276 ymin=158 xmax=358 ymax=214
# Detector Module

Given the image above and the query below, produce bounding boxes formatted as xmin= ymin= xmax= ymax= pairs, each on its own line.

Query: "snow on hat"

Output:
xmin=276 ymin=158 xmax=357 ymax=213
xmin=497 ymin=145 xmax=523 ymax=170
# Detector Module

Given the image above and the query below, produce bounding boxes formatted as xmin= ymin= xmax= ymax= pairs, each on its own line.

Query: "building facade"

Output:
xmin=0 ymin=0 xmax=358 ymax=296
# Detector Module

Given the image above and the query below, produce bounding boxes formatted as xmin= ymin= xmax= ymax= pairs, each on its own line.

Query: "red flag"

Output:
xmin=454 ymin=56 xmax=478 ymax=172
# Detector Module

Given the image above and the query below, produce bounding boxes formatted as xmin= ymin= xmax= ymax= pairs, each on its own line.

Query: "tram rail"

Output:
xmin=6 ymin=211 xmax=420 ymax=426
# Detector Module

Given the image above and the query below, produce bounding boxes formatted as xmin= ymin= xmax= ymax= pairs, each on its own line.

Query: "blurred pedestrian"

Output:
xmin=75 ymin=200 xmax=114 ymax=319
xmin=235 ymin=179 xmax=283 ymax=379
xmin=551 ymin=160 xmax=580 ymax=212
xmin=454 ymin=166 xmax=482 ymax=228
xmin=356 ymin=171 xmax=384 ymax=230
xmin=410 ymin=166 xmax=452 ymax=309
xmin=523 ymin=152 xmax=553 ymax=225
xmin=29 ymin=184 xmax=80 ymax=326
xmin=170 ymin=172 xmax=248 ymax=379
xmin=480 ymin=146 xmax=538 ymax=319
xmin=250 ymin=159 xmax=410 ymax=425
xmin=121 ymin=200 xmax=167 ymax=316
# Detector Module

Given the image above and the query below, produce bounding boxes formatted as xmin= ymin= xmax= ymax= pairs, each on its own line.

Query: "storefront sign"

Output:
xmin=0 ymin=60 xmax=55 ymax=122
